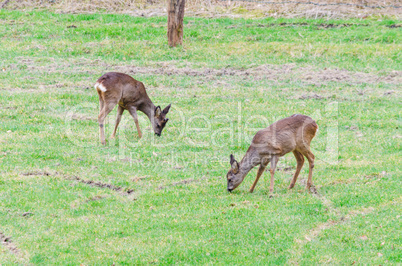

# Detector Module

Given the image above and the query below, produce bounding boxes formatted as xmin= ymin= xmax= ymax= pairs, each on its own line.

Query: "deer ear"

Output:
xmin=231 ymin=161 xmax=239 ymax=174
xmin=230 ymin=154 xmax=236 ymax=165
xmin=155 ymin=106 xmax=161 ymax=117
xmin=230 ymin=154 xmax=239 ymax=173
xmin=162 ymin=104 xmax=171 ymax=114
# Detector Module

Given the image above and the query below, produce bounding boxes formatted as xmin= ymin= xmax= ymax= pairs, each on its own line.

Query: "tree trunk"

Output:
xmin=167 ymin=0 xmax=185 ymax=47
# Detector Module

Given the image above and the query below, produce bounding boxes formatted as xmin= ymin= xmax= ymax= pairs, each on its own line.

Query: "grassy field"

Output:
xmin=0 ymin=9 xmax=401 ymax=264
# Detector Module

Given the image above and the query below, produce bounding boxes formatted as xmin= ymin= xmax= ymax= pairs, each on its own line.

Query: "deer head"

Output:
xmin=226 ymin=154 xmax=245 ymax=192
xmin=153 ymin=104 xmax=171 ymax=136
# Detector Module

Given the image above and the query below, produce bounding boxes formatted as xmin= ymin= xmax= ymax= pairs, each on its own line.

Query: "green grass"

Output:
xmin=0 ymin=9 xmax=401 ymax=264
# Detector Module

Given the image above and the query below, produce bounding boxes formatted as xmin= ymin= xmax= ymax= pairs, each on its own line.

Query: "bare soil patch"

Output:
xmin=387 ymin=24 xmax=401 ymax=28
xmin=85 ymin=195 xmax=107 ymax=202
xmin=115 ymin=63 xmax=402 ymax=86
xmin=254 ymin=22 xmax=370 ymax=29
xmin=22 ymin=212 xmax=33 ymax=217
xmin=8 ymin=57 xmax=401 ymax=89
xmin=69 ymin=175 xmax=135 ymax=195
xmin=383 ymin=90 xmax=396 ymax=96
xmin=131 ymin=176 xmax=148 ymax=182
xmin=21 ymin=171 xmax=52 ymax=176
xmin=0 ymin=232 xmax=19 ymax=254
xmin=298 ymin=93 xmax=325 ymax=100
xmin=4 ymin=0 xmax=401 ymax=19
xmin=19 ymin=171 xmax=135 ymax=195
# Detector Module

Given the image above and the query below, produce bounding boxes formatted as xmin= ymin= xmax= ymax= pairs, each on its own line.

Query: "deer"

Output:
xmin=94 ymin=72 xmax=171 ymax=145
xmin=226 ymin=114 xmax=318 ymax=194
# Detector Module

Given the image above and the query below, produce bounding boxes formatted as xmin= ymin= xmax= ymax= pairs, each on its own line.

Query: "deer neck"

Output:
xmin=237 ymin=163 xmax=254 ymax=181
xmin=238 ymin=149 xmax=261 ymax=180
xmin=139 ymin=97 xmax=156 ymax=122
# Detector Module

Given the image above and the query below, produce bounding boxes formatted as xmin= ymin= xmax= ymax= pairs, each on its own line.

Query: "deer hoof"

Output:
xmin=110 ymin=135 xmax=115 ymax=139
xmin=288 ymin=184 xmax=295 ymax=189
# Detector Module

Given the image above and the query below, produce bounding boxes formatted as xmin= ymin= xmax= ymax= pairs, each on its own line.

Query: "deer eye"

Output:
xmin=157 ymin=125 xmax=161 ymax=128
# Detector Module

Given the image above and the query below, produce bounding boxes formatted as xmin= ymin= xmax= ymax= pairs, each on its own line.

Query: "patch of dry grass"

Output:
xmin=2 ymin=0 xmax=401 ymax=18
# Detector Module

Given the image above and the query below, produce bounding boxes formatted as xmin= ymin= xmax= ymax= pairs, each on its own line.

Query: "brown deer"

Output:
xmin=95 ymin=72 xmax=171 ymax=145
xmin=226 ymin=114 xmax=318 ymax=194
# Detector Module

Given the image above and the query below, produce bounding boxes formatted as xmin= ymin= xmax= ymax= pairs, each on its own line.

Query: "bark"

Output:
xmin=167 ymin=0 xmax=186 ymax=47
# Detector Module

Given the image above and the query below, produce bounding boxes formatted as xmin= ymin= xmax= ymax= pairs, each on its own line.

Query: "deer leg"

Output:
xmin=98 ymin=102 xmax=116 ymax=145
xmin=269 ymin=155 xmax=279 ymax=193
xmin=110 ymin=105 xmax=124 ymax=139
xmin=289 ymin=151 xmax=305 ymax=189
xmin=304 ymin=151 xmax=315 ymax=190
xmin=249 ymin=164 xmax=266 ymax=193
xmin=98 ymin=95 xmax=104 ymax=113
xmin=128 ymin=107 xmax=142 ymax=138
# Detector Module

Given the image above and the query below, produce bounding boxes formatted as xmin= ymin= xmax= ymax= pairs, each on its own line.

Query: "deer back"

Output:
xmin=96 ymin=72 xmax=152 ymax=108
xmin=251 ymin=114 xmax=317 ymax=157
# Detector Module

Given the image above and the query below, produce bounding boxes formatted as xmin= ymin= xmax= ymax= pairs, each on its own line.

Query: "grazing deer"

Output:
xmin=94 ymin=72 xmax=171 ymax=145
xmin=226 ymin=114 xmax=318 ymax=194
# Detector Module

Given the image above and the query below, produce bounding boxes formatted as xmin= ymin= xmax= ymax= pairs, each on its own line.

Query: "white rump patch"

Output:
xmin=95 ymin=82 xmax=107 ymax=92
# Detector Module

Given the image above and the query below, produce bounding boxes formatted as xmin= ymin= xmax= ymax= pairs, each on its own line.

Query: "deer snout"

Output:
xmin=227 ymin=188 xmax=233 ymax=192
xmin=155 ymin=133 xmax=161 ymax=137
